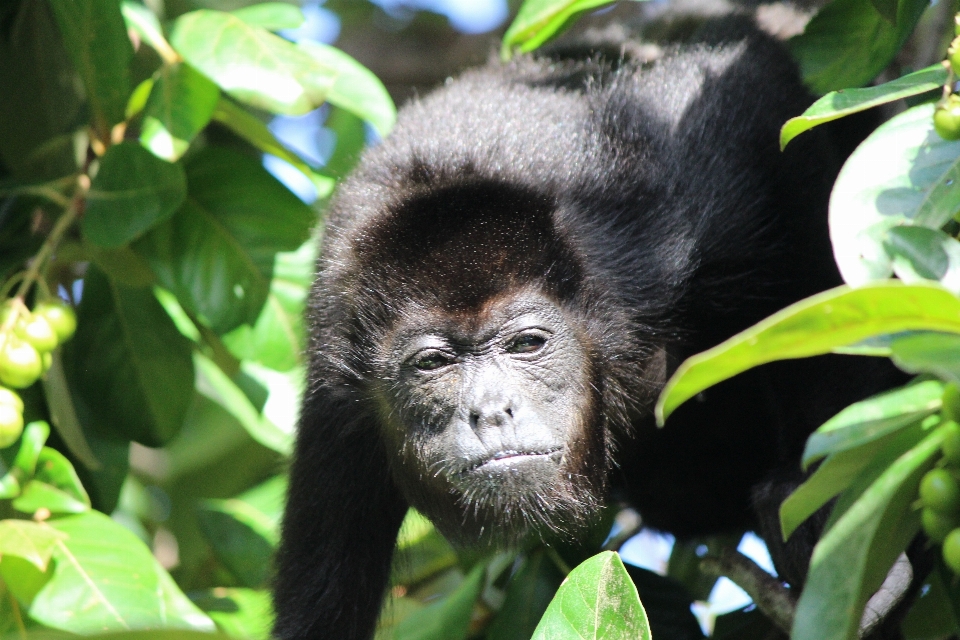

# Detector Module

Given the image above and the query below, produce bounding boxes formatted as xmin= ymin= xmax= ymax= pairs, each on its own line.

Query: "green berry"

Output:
xmin=934 ymin=96 xmax=960 ymax=141
xmin=0 ymin=387 xmax=23 ymax=413
xmin=0 ymin=403 xmax=22 ymax=448
xmin=943 ymin=528 xmax=960 ymax=574
xmin=0 ymin=337 xmax=42 ymax=389
xmin=920 ymin=468 xmax=960 ymax=513
xmin=15 ymin=313 xmax=57 ymax=353
xmin=33 ymin=301 xmax=76 ymax=343
xmin=923 ymin=507 xmax=960 ymax=542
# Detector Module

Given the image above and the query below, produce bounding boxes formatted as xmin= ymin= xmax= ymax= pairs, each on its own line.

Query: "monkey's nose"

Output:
xmin=469 ymin=402 xmax=514 ymax=431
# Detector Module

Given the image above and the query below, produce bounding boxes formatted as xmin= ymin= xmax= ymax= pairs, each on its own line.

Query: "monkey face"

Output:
xmin=373 ymin=290 xmax=608 ymax=544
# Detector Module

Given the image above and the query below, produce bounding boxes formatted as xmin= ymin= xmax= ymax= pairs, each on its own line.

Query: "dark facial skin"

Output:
xmin=373 ymin=290 xmax=604 ymax=543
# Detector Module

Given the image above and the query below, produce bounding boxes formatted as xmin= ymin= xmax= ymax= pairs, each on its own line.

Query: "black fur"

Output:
xmin=274 ymin=21 xmax=896 ymax=639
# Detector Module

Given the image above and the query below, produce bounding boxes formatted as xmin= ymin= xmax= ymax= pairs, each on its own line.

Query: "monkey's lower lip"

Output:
xmin=469 ymin=448 xmax=562 ymax=471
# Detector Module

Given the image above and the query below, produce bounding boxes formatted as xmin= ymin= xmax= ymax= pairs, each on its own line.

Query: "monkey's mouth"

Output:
xmin=466 ymin=447 xmax=563 ymax=473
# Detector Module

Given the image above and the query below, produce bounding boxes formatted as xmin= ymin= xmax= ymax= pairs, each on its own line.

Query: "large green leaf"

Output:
xmin=531 ymin=551 xmax=650 ymax=640
xmin=298 ymin=42 xmax=396 ymax=137
xmin=802 ymin=379 xmax=943 ymax=465
xmin=63 ymin=267 xmax=195 ymax=447
xmin=487 ymin=550 xmax=564 ymax=640
xmin=133 ymin=146 xmax=315 ymax=334
xmin=197 ymin=496 xmax=276 ymax=588
xmin=792 ymin=424 xmax=946 ymax=640
xmin=391 ymin=510 xmax=458 ymax=587
xmin=231 ymin=3 xmax=304 ymax=30
xmin=47 ymin=0 xmax=132 ymax=140
xmin=656 ymin=282 xmax=960 ymax=424
xmin=789 ymin=0 xmax=928 ymax=94
xmin=501 ymin=0 xmax=619 ymax=57
xmin=121 ymin=2 xmax=175 ymax=64
xmin=28 ymin=511 xmax=214 ymax=633
xmin=780 ymin=65 xmax=946 ymax=149
xmin=0 ymin=519 xmax=66 ymax=571
xmin=140 ymin=63 xmax=220 ymax=162
xmin=193 ymin=588 xmax=273 ymax=640
xmin=170 ymin=10 xmax=334 ymax=115
xmin=830 ymin=104 xmax=960 ymax=286
xmin=83 ymin=142 xmax=187 ymax=248
xmin=394 ymin=565 xmax=485 ymax=640
xmin=889 ymin=331 xmax=960 ymax=382
xmin=883 ymin=226 xmax=960 ymax=294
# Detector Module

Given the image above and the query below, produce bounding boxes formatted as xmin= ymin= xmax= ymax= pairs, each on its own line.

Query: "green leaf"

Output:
xmin=487 ymin=549 xmax=564 ymax=640
xmin=870 ymin=0 xmax=899 ymax=23
xmin=134 ymin=146 xmax=315 ymax=334
xmin=395 ymin=564 xmax=485 ymax=640
xmin=12 ymin=420 xmax=51 ymax=478
xmin=121 ymin=2 xmax=176 ymax=64
xmin=830 ymin=104 xmax=960 ymax=286
xmin=298 ymin=42 xmax=396 ymax=137
xmin=31 ymin=447 xmax=92 ymax=509
xmin=884 ymin=226 xmax=960 ymax=293
xmin=83 ymin=142 xmax=187 ymax=248
xmin=501 ymin=0 xmax=619 ymax=58
xmin=13 ymin=480 xmax=89 ymax=515
xmin=656 ymin=282 xmax=960 ymax=424
xmin=29 ymin=511 xmax=214 ymax=633
xmin=531 ymin=551 xmax=650 ymax=640
xmin=140 ymin=63 xmax=220 ymax=162
xmin=780 ymin=65 xmax=946 ymax=149
xmin=221 ymin=240 xmax=315 ymax=371
xmin=63 ymin=267 xmax=195 ymax=447
xmin=792 ymin=424 xmax=946 ymax=640
xmin=0 ymin=519 xmax=67 ymax=571
xmin=781 ymin=420 xmax=926 ymax=540
xmin=323 ymin=107 xmax=366 ymax=179
xmin=210 ymin=98 xmax=335 ymax=198
xmin=47 ymin=0 xmax=133 ymax=140
xmin=788 ymin=0 xmax=928 ymax=94
xmin=231 ymin=3 xmax=305 ymax=30
xmin=197 ymin=499 xmax=276 ymax=588
xmin=392 ymin=510 xmax=458 ymax=587
xmin=889 ymin=332 xmax=960 ymax=383
xmin=170 ymin=10 xmax=333 ymax=115
xmin=193 ymin=352 xmax=293 ymax=455
xmin=42 ymin=350 xmax=102 ymax=471
xmin=802 ymin=379 xmax=943 ymax=465
xmin=193 ymin=588 xmax=274 ymax=640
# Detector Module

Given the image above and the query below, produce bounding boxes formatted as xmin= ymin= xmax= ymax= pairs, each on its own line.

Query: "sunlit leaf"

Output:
xmin=656 ymin=283 xmax=960 ymax=424
xmin=193 ymin=588 xmax=274 ymax=640
xmin=395 ymin=565 xmax=485 ymax=640
xmin=0 ymin=519 xmax=66 ymax=571
xmin=121 ymin=2 xmax=177 ymax=63
xmin=83 ymin=142 xmax=187 ymax=248
xmin=231 ymin=3 xmax=304 ymax=30
xmin=502 ymin=0 xmax=619 ymax=57
xmin=889 ymin=332 xmax=960 ymax=383
xmin=140 ymin=63 xmax=220 ymax=162
xmin=883 ymin=226 xmax=960 ymax=295
xmin=531 ymin=551 xmax=651 ymax=640
xmin=781 ymin=65 xmax=946 ymax=149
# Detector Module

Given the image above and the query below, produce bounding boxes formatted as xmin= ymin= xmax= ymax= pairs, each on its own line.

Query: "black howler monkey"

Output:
xmin=273 ymin=18 xmax=897 ymax=639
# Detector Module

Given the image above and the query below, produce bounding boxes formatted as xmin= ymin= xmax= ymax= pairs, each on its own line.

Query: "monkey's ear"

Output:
xmin=273 ymin=391 xmax=408 ymax=639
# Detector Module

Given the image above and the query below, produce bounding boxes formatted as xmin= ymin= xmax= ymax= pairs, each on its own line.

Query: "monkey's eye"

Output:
xmin=412 ymin=351 xmax=452 ymax=371
xmin=506 ymin=334 xmax=546 ymax=354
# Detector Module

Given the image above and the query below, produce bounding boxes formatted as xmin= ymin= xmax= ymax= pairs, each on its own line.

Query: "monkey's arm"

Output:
xmin=273 ymin=391 xmax=408 ymax=640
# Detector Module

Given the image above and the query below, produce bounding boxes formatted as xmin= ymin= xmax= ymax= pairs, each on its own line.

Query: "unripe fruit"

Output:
xmin=950 ymin=43 xmax=960 ymax=76
xmin=944 ymin=528 xmax=960 ymax=574
xmin=34 ymin=301 xmax=76 ymax=343
xmin=944 ymin=420 xmax=960 ymax=465
xmin=0 ymin=337 xmax=42 ymax=388
xmin=15 ymin=314 xmax=57 ymax=353
xmin=920 ymin=468 xmax=960 ymax=513
xmin=923 ymin=507 xmax=960 ymax=542
xmin=0 ymin=403 xmax=22 ymax=448
xmin=0 ymin=387 xmax=23 ymax=413
xmin=934 ymin=96 xmax=960 ymax=141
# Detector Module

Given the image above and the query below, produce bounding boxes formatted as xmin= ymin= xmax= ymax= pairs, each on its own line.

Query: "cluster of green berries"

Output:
xmin=935 ymin=16 xmax=960 ymax=140
xmin=0 ymin=299 xmax=76 ymax=448
xmin=920 ymin=386 xmax=960 ymax=574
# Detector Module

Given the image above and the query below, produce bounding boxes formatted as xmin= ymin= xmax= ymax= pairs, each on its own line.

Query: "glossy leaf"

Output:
xmin=889 ymin=331 xmax=960 ymax=383
xmin=29 ymin=511 xmax=214 ymax=633
xmin=134 ymin=146 xmax=315 ymax=334
xmin=884 ymin=226 xmax=960 ymax=294
xmin=211 ymin=98 xmax=335 ymax=198
xmin=298 ymin=42 xmax=396 ymax=137
xmin=43 ymin=351 xmax=101 ymax=470
xmin=502 ymin=0 xmax=618 ymax=57
xmin=48 ymin=0 xmax=132 ymax=139
xmin=83 ymin=142 xmax=187 ymax=248
xmin=23 ymin=447 xmax=93 ymax=512
xmin=13 ymin=480 xmax=89 ymax=515
xmin=802 ymin=379 xmax=943 ymax=465
xmin=0 ymin=519 xmax=66 ymax=571
xmin=395 ymin=564 xmax=485 ymax=640
xmin=780 ymin=65 xmax=946 ymax=149
xmin=63 ymin=267 xmax=195 ymax=447
xmin=830 ymin=104 xmax=960 ymax=286
xmin=140 ymin=63 xmax=220 ymax=162
xmin=11 ymin=420 xmax=51 ymax=478
xmin=789 ymin=0 xmax=927 ymax=94
xmin=656 ymin=283 xmax=960 ymax=424
xmin=487 ymin=550 xmax=564 ymax=640
xmin=231 ymin=3 xmax=304 ymax=30
xmin=531 ymin=551 xmax=651 ymax=640
xmin=121 ymin=2 xmax=176 ymax=63
xmin=197 ymin=498 xmax=275 ymax=587
xmin=171 ymin=10 xmax=334 ymax=115
xmin=792 ymin=425 xmax=946 ymax=640
xmin=193 ymin=588 xmax=274 ymax=640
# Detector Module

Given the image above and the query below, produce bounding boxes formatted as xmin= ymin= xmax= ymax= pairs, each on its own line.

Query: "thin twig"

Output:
xmin=700 ymin=548 xmax=797 ymax=634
